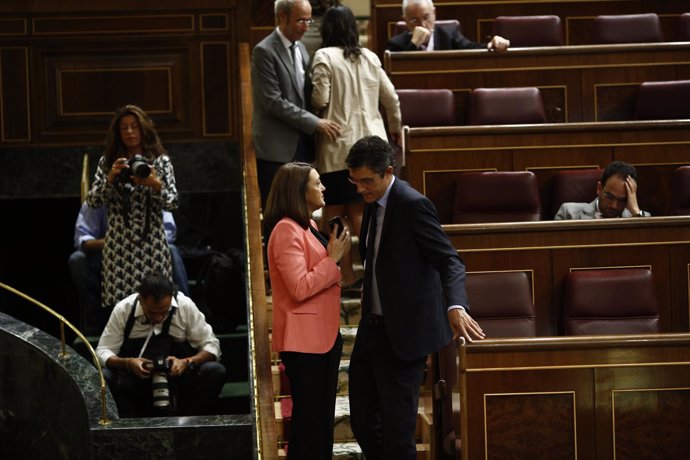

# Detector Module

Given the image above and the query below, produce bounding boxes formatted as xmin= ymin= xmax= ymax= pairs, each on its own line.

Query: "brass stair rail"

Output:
xmin=0 ymin=281 xmax=111 ymax=426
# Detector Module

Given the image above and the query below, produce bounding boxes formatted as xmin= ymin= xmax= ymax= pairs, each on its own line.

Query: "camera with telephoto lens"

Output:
xmin=117 ymin=154 xmax=151 ymax=184
xmin=149 ymin=357 xmax=172 ymax=413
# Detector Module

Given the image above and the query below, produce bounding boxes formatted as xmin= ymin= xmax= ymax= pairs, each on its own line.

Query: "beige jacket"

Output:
xmin=311 ymin=47 xmax=402 ymax=174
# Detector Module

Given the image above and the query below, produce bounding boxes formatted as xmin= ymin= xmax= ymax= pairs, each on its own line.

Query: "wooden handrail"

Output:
xmin=238 ymin=41 xmax=278 ymax=460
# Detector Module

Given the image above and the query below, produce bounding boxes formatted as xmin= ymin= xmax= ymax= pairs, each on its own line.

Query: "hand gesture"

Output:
xmin=327 ymin=223 xmax=351 ymax=264
xmin=128 ymin=357 xmax=152 ymax=379
xmin=133 ymin=164 xmax=162 ymax=192
xmin=447 ymin=308 xmax=485 ymax=343
xmin=411 ymin=26 xmax=431 ymax=48
xmin=107 ymin=157 xmax=129 ymax=184
xmin=488 ymin=35 xmax=510 ymax=52
xmin=166 ymin=356 xmax=188 ymax=377
xmin=317 ymin=119 xmax=341 ymax=141
xmin=624 ymin=175 xmax=641 ymax=216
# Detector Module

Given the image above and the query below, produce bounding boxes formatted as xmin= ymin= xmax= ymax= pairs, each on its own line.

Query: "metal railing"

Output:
xmin=0 ymin=281 xmax=111 ymax=426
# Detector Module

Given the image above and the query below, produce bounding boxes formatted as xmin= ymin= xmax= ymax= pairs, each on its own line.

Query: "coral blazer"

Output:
xmin=268 ymin=217 xmax=342 ymax=354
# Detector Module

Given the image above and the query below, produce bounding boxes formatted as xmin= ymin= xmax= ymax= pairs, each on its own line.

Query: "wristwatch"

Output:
xmin=186 ymin=358 xmax=196 ymax=372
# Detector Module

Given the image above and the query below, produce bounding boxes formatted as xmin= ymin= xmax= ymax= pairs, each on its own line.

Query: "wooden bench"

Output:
xmin=371 ymin=0 xmax=690 ymax=57
xmin=384 ymin=42 xmax=690 ymax=123
xmin=400 ymin=120 xmax=690 ymax=223
xmin=443 ymin=217 xmax=690 ymax=336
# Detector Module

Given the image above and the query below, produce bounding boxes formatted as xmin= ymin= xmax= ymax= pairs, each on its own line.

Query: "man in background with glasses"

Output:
xmin=387 ymin=0 xmax=510 ymax=52
xmin=555 ymin=160 xmax=650 ymax=219
xmin=252 ymin=0 xmax=341 ymax=205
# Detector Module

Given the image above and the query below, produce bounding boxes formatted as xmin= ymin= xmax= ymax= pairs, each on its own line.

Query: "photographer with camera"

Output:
xmin=96 ymin=273 xmax=225 ymax=417
xmin=86 ymin=104 xmax=178 ymax=309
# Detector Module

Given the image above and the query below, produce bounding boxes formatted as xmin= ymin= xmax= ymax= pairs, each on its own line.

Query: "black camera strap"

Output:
xmin=120 ymin=294 xmax=179 ymax=360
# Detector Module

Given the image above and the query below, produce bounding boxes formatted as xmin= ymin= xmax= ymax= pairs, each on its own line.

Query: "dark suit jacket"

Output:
xmin=251 ymin=29 xmax=319 ymax=163
xmin=386 ymin=25 xmax=485 ymax=52
xmin=360 ymin=178 xmax=469 ymax=360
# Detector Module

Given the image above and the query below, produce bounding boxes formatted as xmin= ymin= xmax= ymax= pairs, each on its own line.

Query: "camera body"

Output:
xmin=151 ymin=357 xmax=171 ymax=373
xmin=148 ymin=357 xmax=172 ymax=413
xmin=118 ymin=154 xmax=151 ymax=184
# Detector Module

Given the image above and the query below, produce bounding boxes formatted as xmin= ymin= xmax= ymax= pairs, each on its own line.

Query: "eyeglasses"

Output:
xmin=602 ymin=189 xmax=627 ymax=204
xmin=296 ymin=18 xmax=314 ymax=26
xmin=407 ymin=14 xmax=434 ymax=26
xmin=348 ymin=176 xmax=377 ymax=186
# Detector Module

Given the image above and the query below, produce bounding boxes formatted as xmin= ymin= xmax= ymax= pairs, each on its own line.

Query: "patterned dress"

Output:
xmin=86 ymin=154 xmax=178 ymax=307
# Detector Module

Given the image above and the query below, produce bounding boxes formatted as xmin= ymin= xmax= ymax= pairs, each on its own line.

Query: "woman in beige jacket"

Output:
xmin=311 ymin=5 xmax=402 ymax=253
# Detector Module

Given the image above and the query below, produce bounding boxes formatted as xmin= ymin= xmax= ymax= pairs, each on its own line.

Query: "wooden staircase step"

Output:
xmin=275 ymin=395 xmax=354 ymax=443
xmin=340 ymin=297 xmax=361 ymax=326
xmin=278 ymin=441 xmax=431 ymax=459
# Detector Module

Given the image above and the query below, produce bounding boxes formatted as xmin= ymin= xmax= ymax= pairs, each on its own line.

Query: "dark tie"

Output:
xmin=290 ymin=42 xmax=304 ymax=90
xmin=362 ymin=203 xmax=379 ymax=316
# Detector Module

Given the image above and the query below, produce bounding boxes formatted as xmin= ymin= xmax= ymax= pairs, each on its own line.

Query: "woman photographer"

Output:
xmin=86 ymin=104 xmax=178 ymax=309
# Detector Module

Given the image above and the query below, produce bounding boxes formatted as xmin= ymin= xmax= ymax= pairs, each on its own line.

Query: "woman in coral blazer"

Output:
xmin=264 ymin=162 xmax=351 ymax=460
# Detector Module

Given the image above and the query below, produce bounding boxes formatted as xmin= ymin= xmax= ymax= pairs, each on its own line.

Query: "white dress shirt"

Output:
xmin=96 ymin=292 xmax=221 ymax=366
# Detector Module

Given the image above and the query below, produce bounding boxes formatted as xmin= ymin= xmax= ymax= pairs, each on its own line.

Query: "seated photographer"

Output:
xmin=96 ymin=273 xmax=225 ymax=417
xmin=69 ymin=201 xmax=190 ymax=334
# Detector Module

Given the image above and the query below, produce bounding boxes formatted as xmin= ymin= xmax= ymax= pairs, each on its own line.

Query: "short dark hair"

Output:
xmin=320 ymin=5 xmax=361 ymax=60
xmin=345 ymin=135 xmax=396 ymax=175
xmin=138 ymin=273 xmax=174 ymax=301
xmin=263 ymin=162 xmax=314 ymax=235
xmin=601 ymin=161 xmax=638 ymax=185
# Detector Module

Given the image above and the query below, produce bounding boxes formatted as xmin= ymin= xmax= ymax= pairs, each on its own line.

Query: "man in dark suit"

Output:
xmin=387 ymin=0 xmax=510 ymax=52
xmin=345 ymin=135 xmax=485 ymax=460
xmin=251 ymin=0 xmax=340 ymax=204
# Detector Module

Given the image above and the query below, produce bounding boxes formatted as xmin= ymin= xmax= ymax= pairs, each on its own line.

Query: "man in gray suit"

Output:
xmin=555 ymin=161 xmax=651 ymax=219
xmin=252 ymin=0 xmax=341 ymax=204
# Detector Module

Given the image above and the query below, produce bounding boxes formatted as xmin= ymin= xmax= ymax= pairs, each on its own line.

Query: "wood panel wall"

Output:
xmin=372 ymin=0 xmax=690 ymax=58
xmin=0 ymin=0 xmax=247 ymax=147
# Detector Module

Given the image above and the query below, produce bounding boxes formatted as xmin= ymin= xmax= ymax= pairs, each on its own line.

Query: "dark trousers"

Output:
xmin=280 ymin=333 xmax=343 ymax=460
xmin=257 ymin=159 xmax=285 ymax=209
xmin=348 ymin=320 xmax=427 ymax=460
xmin=104 ymin=361 xmax=226 ymax=417
xmin=257 ymin=132 xmax=314 ymax=207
